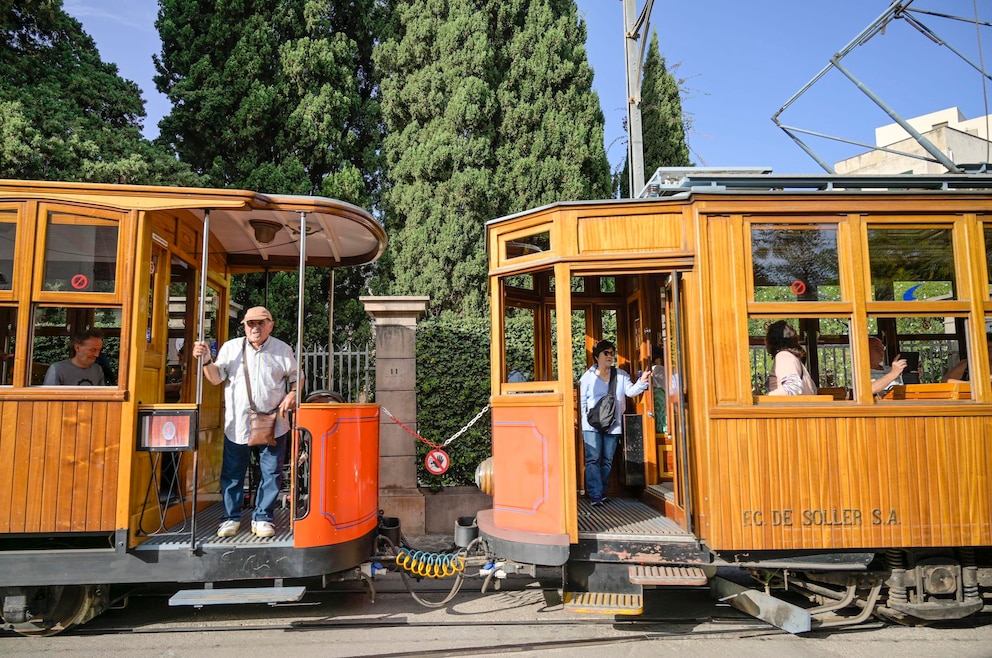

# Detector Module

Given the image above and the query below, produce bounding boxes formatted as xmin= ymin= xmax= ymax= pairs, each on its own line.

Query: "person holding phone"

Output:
xmin=868 ymin=336 xmax=907 ymax=395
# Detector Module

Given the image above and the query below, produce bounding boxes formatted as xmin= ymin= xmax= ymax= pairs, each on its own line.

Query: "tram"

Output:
xmin=0 ymin=180 xmax=386 ymax=635
xmin=477 ymin=171 xmax=992 ymax=631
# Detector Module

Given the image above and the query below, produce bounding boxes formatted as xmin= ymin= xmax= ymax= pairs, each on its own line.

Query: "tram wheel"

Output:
xmin=2 ymin=585 xmax=109 ymax=636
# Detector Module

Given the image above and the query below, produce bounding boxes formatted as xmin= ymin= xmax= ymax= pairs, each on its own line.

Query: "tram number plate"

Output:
xmin=424 ymin=448 xmax=450 ymax=475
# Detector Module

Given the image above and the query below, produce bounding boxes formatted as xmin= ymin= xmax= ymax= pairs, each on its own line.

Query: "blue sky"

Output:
xmin=64 ymin=0 xmax=991 ymax=176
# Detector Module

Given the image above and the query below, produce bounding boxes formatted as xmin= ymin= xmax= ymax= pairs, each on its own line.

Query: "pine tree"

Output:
xmin=375 ymin=0 xmax=610 ymax=318
xmin=617 ymin=30 xmax=691 ymax=198
xmin=0 ymin=0 xmax=200 ymax=184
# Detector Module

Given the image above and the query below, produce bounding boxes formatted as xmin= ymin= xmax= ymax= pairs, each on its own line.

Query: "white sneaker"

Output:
xmin=217 ymin=520 xmax=240 ymax=537
xmin=251 ymin=520 xmax=275 ymax=538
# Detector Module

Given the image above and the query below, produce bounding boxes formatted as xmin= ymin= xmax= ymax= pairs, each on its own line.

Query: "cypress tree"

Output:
xmin=375 ymin=0 xmax=610 ymax=318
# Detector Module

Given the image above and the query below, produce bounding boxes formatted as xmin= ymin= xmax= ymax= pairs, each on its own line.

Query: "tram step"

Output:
xmin=169 ymin=586 xmax=306 ymax=608
xmin=628 ymin=565 xmax=708 ymax=586
xmin=562 ymin=591 xmax=643 ymax=615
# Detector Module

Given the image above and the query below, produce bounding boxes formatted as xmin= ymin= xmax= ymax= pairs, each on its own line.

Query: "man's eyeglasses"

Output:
xmin=245 ymin=320 xmax=268 ymax=328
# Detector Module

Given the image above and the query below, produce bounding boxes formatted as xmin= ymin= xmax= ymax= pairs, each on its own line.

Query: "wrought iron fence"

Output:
xmin=299 ymin=342 xmax=374 ymax=403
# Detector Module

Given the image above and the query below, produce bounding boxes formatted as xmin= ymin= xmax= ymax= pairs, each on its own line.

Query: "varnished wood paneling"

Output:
xmin=577 ymin=212 xmax=685 ymax=255
xmin=696 ymin=414 xmax=992 ymax=550
xmin=0 ymin=400 xmax=121 ymax=534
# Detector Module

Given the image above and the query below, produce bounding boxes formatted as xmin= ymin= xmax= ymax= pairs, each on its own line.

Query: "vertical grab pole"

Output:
xmin=296 ymin=212 xmax=306 ymax=403
xmin=291 ymin=212 xmax=307 ymax=522
xmin=190 ymin=208 xmax=211 ymax=552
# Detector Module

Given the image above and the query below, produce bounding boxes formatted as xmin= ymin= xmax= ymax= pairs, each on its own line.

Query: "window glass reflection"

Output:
xmin=867 ymin=227 xmax=954 ymax=301
xmin=751 ymin=225 xmax=840 ymax=302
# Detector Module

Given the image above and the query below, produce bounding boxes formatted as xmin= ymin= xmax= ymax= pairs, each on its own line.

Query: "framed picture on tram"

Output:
xmin=137 ymin=406 xmax=197 ymax=452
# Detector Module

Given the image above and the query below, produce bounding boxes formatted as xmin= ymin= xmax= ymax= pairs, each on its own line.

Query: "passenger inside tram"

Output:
xmin=42 ymin=329 xmax=111 ymax=386
xmin=868 ymin=336 xmax=908 ymax=395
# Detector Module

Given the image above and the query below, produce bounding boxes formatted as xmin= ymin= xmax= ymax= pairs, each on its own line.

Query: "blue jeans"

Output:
xmin=583 ymin=430 xmax=619 ymax=502
xmin=220 ymin=433 xmax=288 ymax=523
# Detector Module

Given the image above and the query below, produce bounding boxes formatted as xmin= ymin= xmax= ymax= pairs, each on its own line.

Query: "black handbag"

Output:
xmin=587 ymin=367 xmax=617 ymax=431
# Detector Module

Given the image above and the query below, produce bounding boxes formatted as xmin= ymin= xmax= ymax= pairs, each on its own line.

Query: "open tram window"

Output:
xmin=504 ymin=303 xmax=537 ymax=383
xmin=867 ymin=226 xmax=955 ymax=301
xmin=31 ymin=306 xmax=121 ymax=386
xmin=749 ymin=316 xmax=852 ymax=399
xmin=42 ymin=210 xmax=119 ymax=294
xmin=751 ymin=224 xmax=840 ymax=302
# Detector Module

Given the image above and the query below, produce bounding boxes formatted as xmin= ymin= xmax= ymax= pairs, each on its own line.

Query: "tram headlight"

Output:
xmin=475 ymin=456 xmax=494 ymax=496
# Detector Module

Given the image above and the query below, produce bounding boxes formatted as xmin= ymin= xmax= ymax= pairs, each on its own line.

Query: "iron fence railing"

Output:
xmin=299 ymin=342 xmax=374 ymax=403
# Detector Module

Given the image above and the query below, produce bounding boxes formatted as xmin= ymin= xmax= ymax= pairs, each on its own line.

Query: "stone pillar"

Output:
xmin=361 ymin=296 xmax=430 ymax=535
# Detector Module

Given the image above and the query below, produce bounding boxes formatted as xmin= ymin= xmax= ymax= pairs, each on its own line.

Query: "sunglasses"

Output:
xmin=601 ymin=350 xmax=615 ymax=357
xmin=245 ymin=320 xmax=269 ymax=328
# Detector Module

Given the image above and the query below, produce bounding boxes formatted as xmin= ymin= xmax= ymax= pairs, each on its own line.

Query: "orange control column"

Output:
xmin=293 ymin=403 xmax=380 ymax=548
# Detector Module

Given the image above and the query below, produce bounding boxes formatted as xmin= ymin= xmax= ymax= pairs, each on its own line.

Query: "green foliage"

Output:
xmin=415 ymin=316 xmax=492 ymax=488
xmin=0 ymin=1 xmax=202 ymax=185
xmin=375 ymin=0 xmax=611 ymax=319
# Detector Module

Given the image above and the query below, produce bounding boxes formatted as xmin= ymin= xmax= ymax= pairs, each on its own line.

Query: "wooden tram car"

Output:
xmin=0 ymin=180 xmax=386 ymax=635
xmin=478 ymin=172 xmax=992 ymax=630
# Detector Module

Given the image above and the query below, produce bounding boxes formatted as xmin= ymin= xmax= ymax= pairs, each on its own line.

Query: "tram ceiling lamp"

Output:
xmin=249 ymin=218 xmax=283 ymax=244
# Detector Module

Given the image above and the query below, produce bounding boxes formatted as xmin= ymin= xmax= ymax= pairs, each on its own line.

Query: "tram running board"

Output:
xmin=169 ymin=586 xmax=306 ymax=608
xmin=629 ymin=565 xmax=708 ymax=586
xmin=563 ymin=591 xmax=643 ymax=615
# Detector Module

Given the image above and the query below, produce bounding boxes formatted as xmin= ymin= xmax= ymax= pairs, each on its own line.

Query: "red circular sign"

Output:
xmin=71 ymin=274 xmax=90 ymax=290
xmin=790 ymin=280 xmax=806 ymax=295
xmin=424 ymin=448 xmax=450 ymax=475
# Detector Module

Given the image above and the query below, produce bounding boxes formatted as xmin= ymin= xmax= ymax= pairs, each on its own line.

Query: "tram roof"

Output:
xmin=0 ymin=179 xmax=386 ymax=271
xmin=486 ymin=171 xmax=992 ymax=227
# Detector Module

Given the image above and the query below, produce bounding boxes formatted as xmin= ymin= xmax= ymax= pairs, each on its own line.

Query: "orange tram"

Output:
xmin=477 ymin=172 xmax=992 ymax=631
xmin=0 ymin=180 xmax=386 ymax=635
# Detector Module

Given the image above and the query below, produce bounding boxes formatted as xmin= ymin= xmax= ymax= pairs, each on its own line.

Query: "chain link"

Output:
xmin=380 ymin=404 xmax=491 ymax=450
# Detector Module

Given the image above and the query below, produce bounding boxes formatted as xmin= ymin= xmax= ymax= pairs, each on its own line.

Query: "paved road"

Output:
xmin=2 ymin=572 xmax=990 ymax=657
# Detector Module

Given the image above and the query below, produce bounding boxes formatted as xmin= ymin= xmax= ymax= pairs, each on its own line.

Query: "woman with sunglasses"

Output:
xmin=578 ymin=339 xmax=651 ymax=507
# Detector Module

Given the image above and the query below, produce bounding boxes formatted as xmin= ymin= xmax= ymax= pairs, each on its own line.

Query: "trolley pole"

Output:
xmin=623 ymin=0 xmax=655 ymax=197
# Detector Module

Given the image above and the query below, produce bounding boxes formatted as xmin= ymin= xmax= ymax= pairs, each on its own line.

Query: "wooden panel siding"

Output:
xmin=696 ymin=414 xmax=992 ymax=551
xmin=0 ymin=400 xmax=122 ymax=533
xmin=577 ymin=211 xmax=686 ymax=255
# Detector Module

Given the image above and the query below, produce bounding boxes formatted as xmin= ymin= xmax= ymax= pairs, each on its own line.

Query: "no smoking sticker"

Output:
xmin=424 ymin=448 xmax=450 ymax=475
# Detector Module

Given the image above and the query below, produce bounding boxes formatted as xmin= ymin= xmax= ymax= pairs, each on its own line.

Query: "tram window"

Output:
xmin=600 ymin=277 xmax=616 ymax=294
xmin=505 ymin=305 xmax=536 ymax=383
xmin=0 ymin=306 xmax=15 ymax=385
xmin=751 ymin=224 xmax=840 ymax=302
xmin=31 ymin=306 xmax=121 ymax=386
xmin=0 ymin=212 xmax=15 ymax=291
xmin=749 ymin=316 xmax=852 ymax=396
xmin=506 ymin=274 xmax=534 ymax=290
xmin=550 ymin=309 xmax=584 ymax=381
xmin=867 ymin=316 xmax=959 ymax=385
xmin=867 ymin=227 xmax=955 ymax=301
xmin=548 ymin=276 xmax=584 ymax=293
xmin=505 ymin=231 xmax=549 ymax=260
xmin=43 ymin=212 xmax=119 ymax=293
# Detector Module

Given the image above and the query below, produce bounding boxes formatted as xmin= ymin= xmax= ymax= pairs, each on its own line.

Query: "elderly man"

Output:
xmin=43 ymin=329 xmax=106 ymax=386
xmin=193 ymin=307 xmax=297 ymax=539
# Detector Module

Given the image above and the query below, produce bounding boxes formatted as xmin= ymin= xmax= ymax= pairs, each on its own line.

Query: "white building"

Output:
xmin=834 ymin=107 xmax=992 ymax=175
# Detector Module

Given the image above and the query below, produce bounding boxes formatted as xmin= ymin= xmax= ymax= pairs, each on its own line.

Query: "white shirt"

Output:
xmin=213 ymin=336 xmax=298 ymax=444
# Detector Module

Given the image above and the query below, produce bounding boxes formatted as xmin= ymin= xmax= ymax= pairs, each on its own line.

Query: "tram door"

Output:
xmin=662 ymin=272 xmax=691 ymax=528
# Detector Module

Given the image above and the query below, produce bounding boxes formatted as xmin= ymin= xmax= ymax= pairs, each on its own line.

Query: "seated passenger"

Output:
xmin=765 ymin=320 xmax=817 ymax=396
xmin=943 ymin=333 xmax=992 ymax=383
xmin=43 ymin=329 xmax=107 ymax=386
xmin=868 ymin=336 xmax=907 ymax=395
